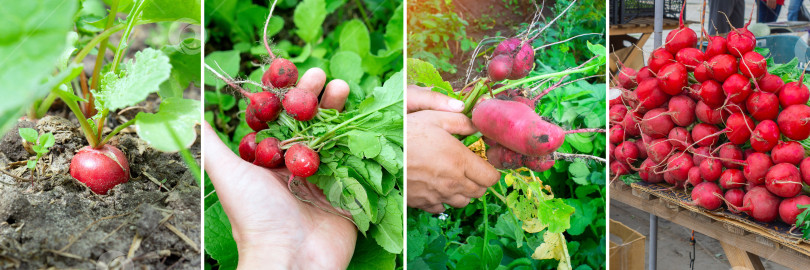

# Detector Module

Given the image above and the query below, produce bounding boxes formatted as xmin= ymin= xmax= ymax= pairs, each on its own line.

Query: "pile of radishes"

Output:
xmin=610 ymin=3 xmax=810 ymax=226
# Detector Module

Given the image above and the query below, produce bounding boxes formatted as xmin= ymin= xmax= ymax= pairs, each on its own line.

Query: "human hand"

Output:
xmin=406 ymin=93 xmax=500 ymax=213
xmin=407 ymin=85 xmax=466 ymax=113
xmin=204 ymin=68 xmax=356 ymax=270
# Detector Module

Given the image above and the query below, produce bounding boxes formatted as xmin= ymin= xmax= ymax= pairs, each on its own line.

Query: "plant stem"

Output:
xmin=53 ymin=90 xmax=98 ymax=147
xmin=482 ymin=192 xmax=490 ymax=257
xmin=262 ymin=0 xmax=280 ymax=59
xmin=87 ymin=0 xmax=120 ymax=117
xmin=98 ymin=118 xmax=136 ymax=146
xmin=111 ymin=0 xmax=150 ymax=73
xmin=352 ymin=0 xmax=373 ymax=32
xmin=36 ymin=92 xmax=58 ymax=118
xmin=74 ymin=24 xmax=127 ymax=64
xmin=494 ymin=55 xmax=599 ymax=96
xmin=309 ymin=99 xmax=401 ymax=147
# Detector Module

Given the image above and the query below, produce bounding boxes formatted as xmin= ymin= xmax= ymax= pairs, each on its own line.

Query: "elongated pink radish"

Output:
xmin=486 ymin=144 xmax=524 ymax=169
xmin=472 ymin=99 xmax=565 ymax=156
xmin=765 ymin=163 xmax=803 ymax=198
xmin=778 ymin=104 xmax=810 ymax=140
xmin=751 ymin=120 xmax=780 ymax=152
xmin=744 ymin=152 xmax=773 ymax=186
xmin=525 ymin=155 xmax=555 ymax=172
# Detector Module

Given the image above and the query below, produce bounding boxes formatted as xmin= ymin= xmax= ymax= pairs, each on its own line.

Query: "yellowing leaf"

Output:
xmin=532 ymin=232 xmax=572 ymax=270
xmin=505 ymin=174 xmax=515 ymax=186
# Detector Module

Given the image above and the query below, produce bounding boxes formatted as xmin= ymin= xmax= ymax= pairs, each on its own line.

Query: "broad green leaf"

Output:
xmin=97 ymin=48 xmax=172 ymax=111
xmin=135 ymin=98 xmax=201 ymax=152
xmin=369 ymin=192 xmax=403 ymax=254
xmin=18 ymin=128 xmax=38 ymax=143
xmin=359 ymin=70 xmax=404 ymax=114
xmin=532 ymin=232 xmax=572 ymax=270
xmin=566 ymin=133 xmax=594 ymax=153
xmin=565 ymin=198 xmax=596 ymax=236
xmin=204 ymin=202 xmax=238 ymax=269
xmin=0 ymin=0 xmax=76 ymax=132
xmin=347 ymin=235 xmax=396 ymax=270
xmin=383 ymin=3 xmax=403 ymax=52
xmin=339 ymin=19 xmax=370 ymax=58
xmin=568 ymin=162 xmax=590 ymax=178
xmin=346 ymin=131 xmax=382 ymax=159
xmin=324 ymin=0 xmax=346 ymax=12
xmin=362 ymin=49 xmax=401 ymax=76
xmin=141 ymin=0 xmax=202 ymax=24
xmin=160 ymin=38 xmax=202 ymax=98
xmin=293 ymin=0 xmax=327 ymax=43
xmin=330 ymin=51 xmax=364 ymax=83
xmin=406 ymin=58 xmax=452 ymax=93
xmin=204 ymin=50 xmax=241 ymax=90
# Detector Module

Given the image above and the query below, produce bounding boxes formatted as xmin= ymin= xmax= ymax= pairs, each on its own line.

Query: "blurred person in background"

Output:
xmin=758 ymin=0 xmax=784 ymax=23
xmin=709 ymin=0 xmax=746 ymax=35
xmin=787 ymin=0 xmax=805 ymax=21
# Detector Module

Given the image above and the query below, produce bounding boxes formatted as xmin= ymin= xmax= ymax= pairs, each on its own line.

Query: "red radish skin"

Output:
xmin=727 ymin=28 xmax=756 ymax=58
xmin=635 ymin=140 xmax=649 ymax=160
xmin=778 ymin=81 xmax=810 ymax=107
xmin=635 ymin=79 xmax=670 ymax=113
xmin=751 ymin=120 xmax=780 ymax=152
xmin=487 ymin=144 xmax=524 ymax=169
xmin=657 ymin=62 xmax=688 ymax=95
xmin=694 ymin=62 xmax=713 ymax=82
xmin=616 ymin=67 xmax=638 ymax=89
xmin=493 ymin=38 xmax=521 ymax=56
xmin=611 ymin=161 xmax=631 ymax=177
xmin=253 ymin=137 xmax=284 ymax=168
xmin=69 ymin=145 xmax=130 ymax=195
xmin=690 ymin=182 xmax=724 ymax=210
xmin=665 ymin=152 xmax=694 ymax=183
xmin=649 ymin=48 xmax=675 ymax=73
xmin=640 ymin=158 xmax=664 ymax=183
xmin=648 ymin=138 xmax=673 ymax=164
xmin=262 ymin=58 xmax=299 ymax=88
xmin=238 ymin=132 xmax=259 ymax=162
xmin=765 ymin=163 xmax=803 ymax=198
xmin=700 ymin=158 xmax=723 ymax=182
xmin=692 ymin=123 xmax=721 ymax=147
xmin=697 ymin=80 xmax=725 ymax=109
xmin=609 ymin=125 xmax=625 ymax=144
xmin=801 ymin=157 xmax=810 ymax=185
xmin=779 ymin=195 xmax=810 ymax=224
xmin=771 ymin=141 xmax=805 ymax=165
xmin=719 ymin=144 xmax=744 ymax=169
xmin=615 ymin=141 xmax=640 ymax=165
xmin=725 ymin=189 xmax=746 ymax=212
xmin=610 ymin=105 xmax=628 ymax=123
xmin=284 ymin=144 xmax=320 ymax=177
xmin=695 ymin=100 xmax=723 ymax=124
xmin=720 ymin=169 xmax=746 ymax=189
xmin=757 ymin=74 xmax=784 ymax=93
xmin=708 ymin=54 xmax=738 ymax=82
xmin=525 ymin=155 xmax=555 ymax=172
xmin=675 ymin=48 xmax=705 ymax=71
xmin=687 ymin=83 xmax=702 ymax=101
xmin=283 ymin=88 xmax=319 ymax=121
xmin=722 ymin=74 xmax=753 ymax=103
xmin=665 ymin=3 xmax=697 ymax=55
xmin=739 ymin=51 xmax=767 ymax=79
xmin=623 ymin=111 xmax=642 ymax=137
xmin=704 ymin=34 xmax=728 ymax=58
xmin=744 ymin=152 xmax=773 ymax=186
xmin=488 ymin=54 xmax=513 ymax=81
xmin=668 ymin=127 xmax=692 ymax=151
xmin=246 ymin=106 xmax=268 ymax=132
xmin=692 ymin=146 xmax=712 ymax=166
xmin=668 ymin=95 xmax=696 ymax=126
xmin=637 ymin=66 xmax=655 ymax=82
xmin=621 ymin=89 xmax=640 ymax=109
xmin=640 ymin=108 xmax=675 ymax=138
xmin=508 ymin=43 xmax=535 ymax=79
xmin=726 ymin=113 xmax=754 ymax=145
xmin=737 ymin=186 xmax=781 ymax=223
xmin=745 ymin=91 xmax=779 ymax=121
xmin=687 ymin=166 xmax=703 ymax=187
xmin=472 ymin=99 xmax=565 ymax=156
xmin=246 ymin=91 xmax=282 ymax=124
xmin=778 ymin=104 xmax=810 ymax=140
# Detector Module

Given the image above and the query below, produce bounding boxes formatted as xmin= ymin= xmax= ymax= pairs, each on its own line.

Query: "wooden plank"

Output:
xmin=721 ymin=242 xmax=766 ymax=270
xmin=611 ymin=184 xmax=810 ymax=267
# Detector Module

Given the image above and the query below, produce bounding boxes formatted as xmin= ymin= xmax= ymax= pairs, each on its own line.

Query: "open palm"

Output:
xmin=204 ymin=68 xmax=356 ymax=269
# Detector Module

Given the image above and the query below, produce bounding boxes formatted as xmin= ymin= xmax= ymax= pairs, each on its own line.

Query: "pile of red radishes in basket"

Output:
xmin=609 ymin=9 xmax=810 ymax=226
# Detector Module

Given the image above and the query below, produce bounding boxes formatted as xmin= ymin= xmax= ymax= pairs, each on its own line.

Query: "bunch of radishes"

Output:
xmin=610 ymin=2 xmax=810 ymax=226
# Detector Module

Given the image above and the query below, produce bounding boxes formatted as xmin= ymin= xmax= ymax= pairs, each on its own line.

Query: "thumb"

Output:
xmin=201 ymin=121 xmax=254 ymax=193
xmin=420 ymin=111 xmax=478 ymax=136
xmin=407 ymin=86 xmax=465 ymax=113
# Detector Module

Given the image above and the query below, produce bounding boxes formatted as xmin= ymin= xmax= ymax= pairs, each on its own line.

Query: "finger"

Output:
xmin=425 ymin=204 xmax=446 ymax=214
xmin=446 ymin=195 xmax=471 ymax=208
xmin=407 ymin=86 xmax=465 ymax=113
xmin=458 ymin=180 xmax=487 ymax=198
xmin=201 ymin=122 xmax=254 ymax=193
xmin=296 ymin=68 xmax=327 ymax=96
xmin=421 ymin=111 xmax=478 ymax=135
xmin=462 ymin=150 xmax=502 ymax=188
xmin=321 ymin=79 xmax=350 ymax=111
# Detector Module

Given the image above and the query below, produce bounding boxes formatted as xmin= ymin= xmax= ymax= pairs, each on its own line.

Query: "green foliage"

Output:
xmin=18 ymin=128 xmax=55 ymax=173
xmin=407 ymin=0 xmax=475 ymax=73
xmin=533 ymin=0 xmax=606 ymax=75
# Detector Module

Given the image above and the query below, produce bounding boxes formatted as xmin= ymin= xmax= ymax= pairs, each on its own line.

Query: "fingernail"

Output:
xmin=448 ymin=99 xmax=464 ymax=111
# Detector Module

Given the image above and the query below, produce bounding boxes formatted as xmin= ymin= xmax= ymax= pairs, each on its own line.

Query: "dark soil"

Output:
xmin=0 ymin=98 xmax=201 ymax=269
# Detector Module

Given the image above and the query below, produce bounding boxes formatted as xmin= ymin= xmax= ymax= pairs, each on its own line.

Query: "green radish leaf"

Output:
xmin=141 ymin=0 xmax=202 ymax=24
xmin=384 ymin=3 xmax=404 ymax=52
xmin=204 ymin=50 xmax=241 ymax=90
xmin=18 ymin=128 xmax=38 ymax=143
xmin=362 ymin=49 xmax=401 ymax=76
xmin=369 ymin=192 xmax=403 ymax=253
xmin=203 ymin=202 xmax=238 ymax=269
xmin=346 ymin=131 xmax=382 ymax=159
xmin=135 ymin=98 xmax=201 ymax=152
xmin=324 ymin=0 xmax=346 ymax=13
xmin=407 ymin=58 xmax=453 ymax=94
xmin=330 ymin=51 xmax=364 ymax=84
xmin=293 ymin=0 xmax=327 ymax=44
xmin=347 ymin=235 xmax=396 ymax=270
xmin=40 ymin=133 xmax=55 ymax=149
xmin=96 ymin=48 xmax=172 ymax=111
xmin=160 ymin=38 xmax=202 ymax=98
xmin=31 ymin=145 xmax=44 ymax=154
xmin=339 ymin=19 xmax=370 ymax=58
xmin=26 ymin=160 xmax=36 ymax=170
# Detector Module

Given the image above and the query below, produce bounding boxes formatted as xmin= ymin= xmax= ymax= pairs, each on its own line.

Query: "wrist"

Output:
xmin=235 ymin=231 xmax=295 ymax=269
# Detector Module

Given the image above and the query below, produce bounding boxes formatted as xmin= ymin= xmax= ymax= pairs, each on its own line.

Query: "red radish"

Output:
xmin=247 ymin=91 xmax=282 ymax=123
xmin=609 ymin=143 xmax=615 ymax=160
xmin=739 ymin=51 xmax=767 ymax=79
xmin=640 ymin=158 xmax=664 ymax=183
xmin=692 ymin=146 xmax=712 ymax=166
xmin=751 ymin=120 xmax=780 ymax=152
xmin=283 ymin=88 xmax=319 ymax=121
xmin=695 ymin=100 xmax=723 ymax=124
xmin=615 ymin=141 xmax=640 ymax=165
xmin=664 ymin=1 xmax=697 ymax=55
xmin=525 ymin=155 xmax=555 ymax=172
xmin=719 ymin=144 xmax=744 ymax=169
xmin=779 ymin=195 xmax=810 ymax=224
xmin=692 ymin=123 xmax=721 ymax=147
xmin=238 ymin=132 xmax=259 ymax=162
xmin=610 ymin=105 xmax=628 ymax=123
xmin=668 ymin=127 xmax=692 ymax=151
xmin=725 ymin=189 xmax=746 ymax=212
xmin=636 ymin=140 xmax=648 ymax=160
xmin=648 ymin=138 xmax=673 ymax=164
xmin=262 ymin=58 xmax=299 ymax=88
xmin=649 ymin=48 xmax=675 ymax=73
xmin=635 ymin=79 xmax=670 ymax=112
xmin=745 ymin=91 xmax=779 ymax=121
xmin=665 ymin=152 xmax=693 ymax=182
xmin=687 ymin=83 xmax=702 ymax=101
xmin=69 ymin=145 xmax=130 ymax=195
xmin=719 ymin=169 xmax=746 ymax=189
xmin=246 ymin=104 xmax=269 ymax=132
xmin=700 ymin=158 xmax=723 ymax=182
xmin=488 ymin=54 xmax=513 ymax=81
xmin=736 ymin=186 xmax=781 ymax=223
xmin=687 ymin=166 xmax=703 ymax=187
xmin=663 ymin=171 xmax=683 ymax=187
xmin=697 ymin=80 xmax=725 ymax=109
xmin=668 ymin=95 xmax=696 ymax=126
xmin=253 ymin=137 xmax=284 ymax=168
xmin=487 ymin=144 xmax=524 ymax=169
xmin=694 ymin=62 xmax=713 ymax=82
xmin=616 ymin=67 xmax=638 ymax=89
xmin=708 ymin=54 xmax=738 ymax=82
xmin=284 ymin=143 xmax=320 ymax=177
xmin=744 ymin=152 xmax=773 ymax=186
xmin=725 ymin=113 xmax=754 ymax=145
xmin=657 ymin=63 xmax=688 ymax=95
xmin=757 ymin=74 xmax=784 ymax=93
xmin=609 ymin=125 xmax=625 ymax=144
xmin=801 ymin=157 xmax=810 ymax=185
xmin=621 ymin=89 xmax=640 ymax=109
xmin=472 ymin=99 xmax=565 ymax=156
xmin=765 ymin=163 xmax=803 ymax=198
xmin=722 ymin=74 xmax=753 ymax=103
xmin=641 ymin=108 xmax=675 ymax=138
xmin=675 ymin=48 xmax=704 ymax=71
xmin=771 ymin=141 xmax=805 ymax=165
xmin=493 ymin=38 xmax=521 ymax=56
xmin=637 ymin=66 xmax=655 ymax=82
xmin=704 ymin=32 xmax=728 ymax=58
xmin=778 ymin=78 xmax=809 ymax=107
xmin=507 ymin=43 xmax=535 ymax=80
xmin=727 ymin=26 xmax=756 ymax=58
xmin=690 ymin=182 xmax=723 ymax=210
xmin=623 ymin=111 xmax=642 ymax=137
xmin=778 ymin=104 xmax=810 ymax=140
xmin=611 ymin=161 xmax=631 ymax=177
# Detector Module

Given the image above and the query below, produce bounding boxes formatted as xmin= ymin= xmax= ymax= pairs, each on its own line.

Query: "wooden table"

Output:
xmin=609 ymin=18 xmax=689 ymax=73
xmin=611 ymin=181 xmax=810 ymax=269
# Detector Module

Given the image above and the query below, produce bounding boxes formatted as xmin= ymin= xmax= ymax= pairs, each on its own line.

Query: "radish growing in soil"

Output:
xmin=69 ymin=145 xmax=131 ymax=195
